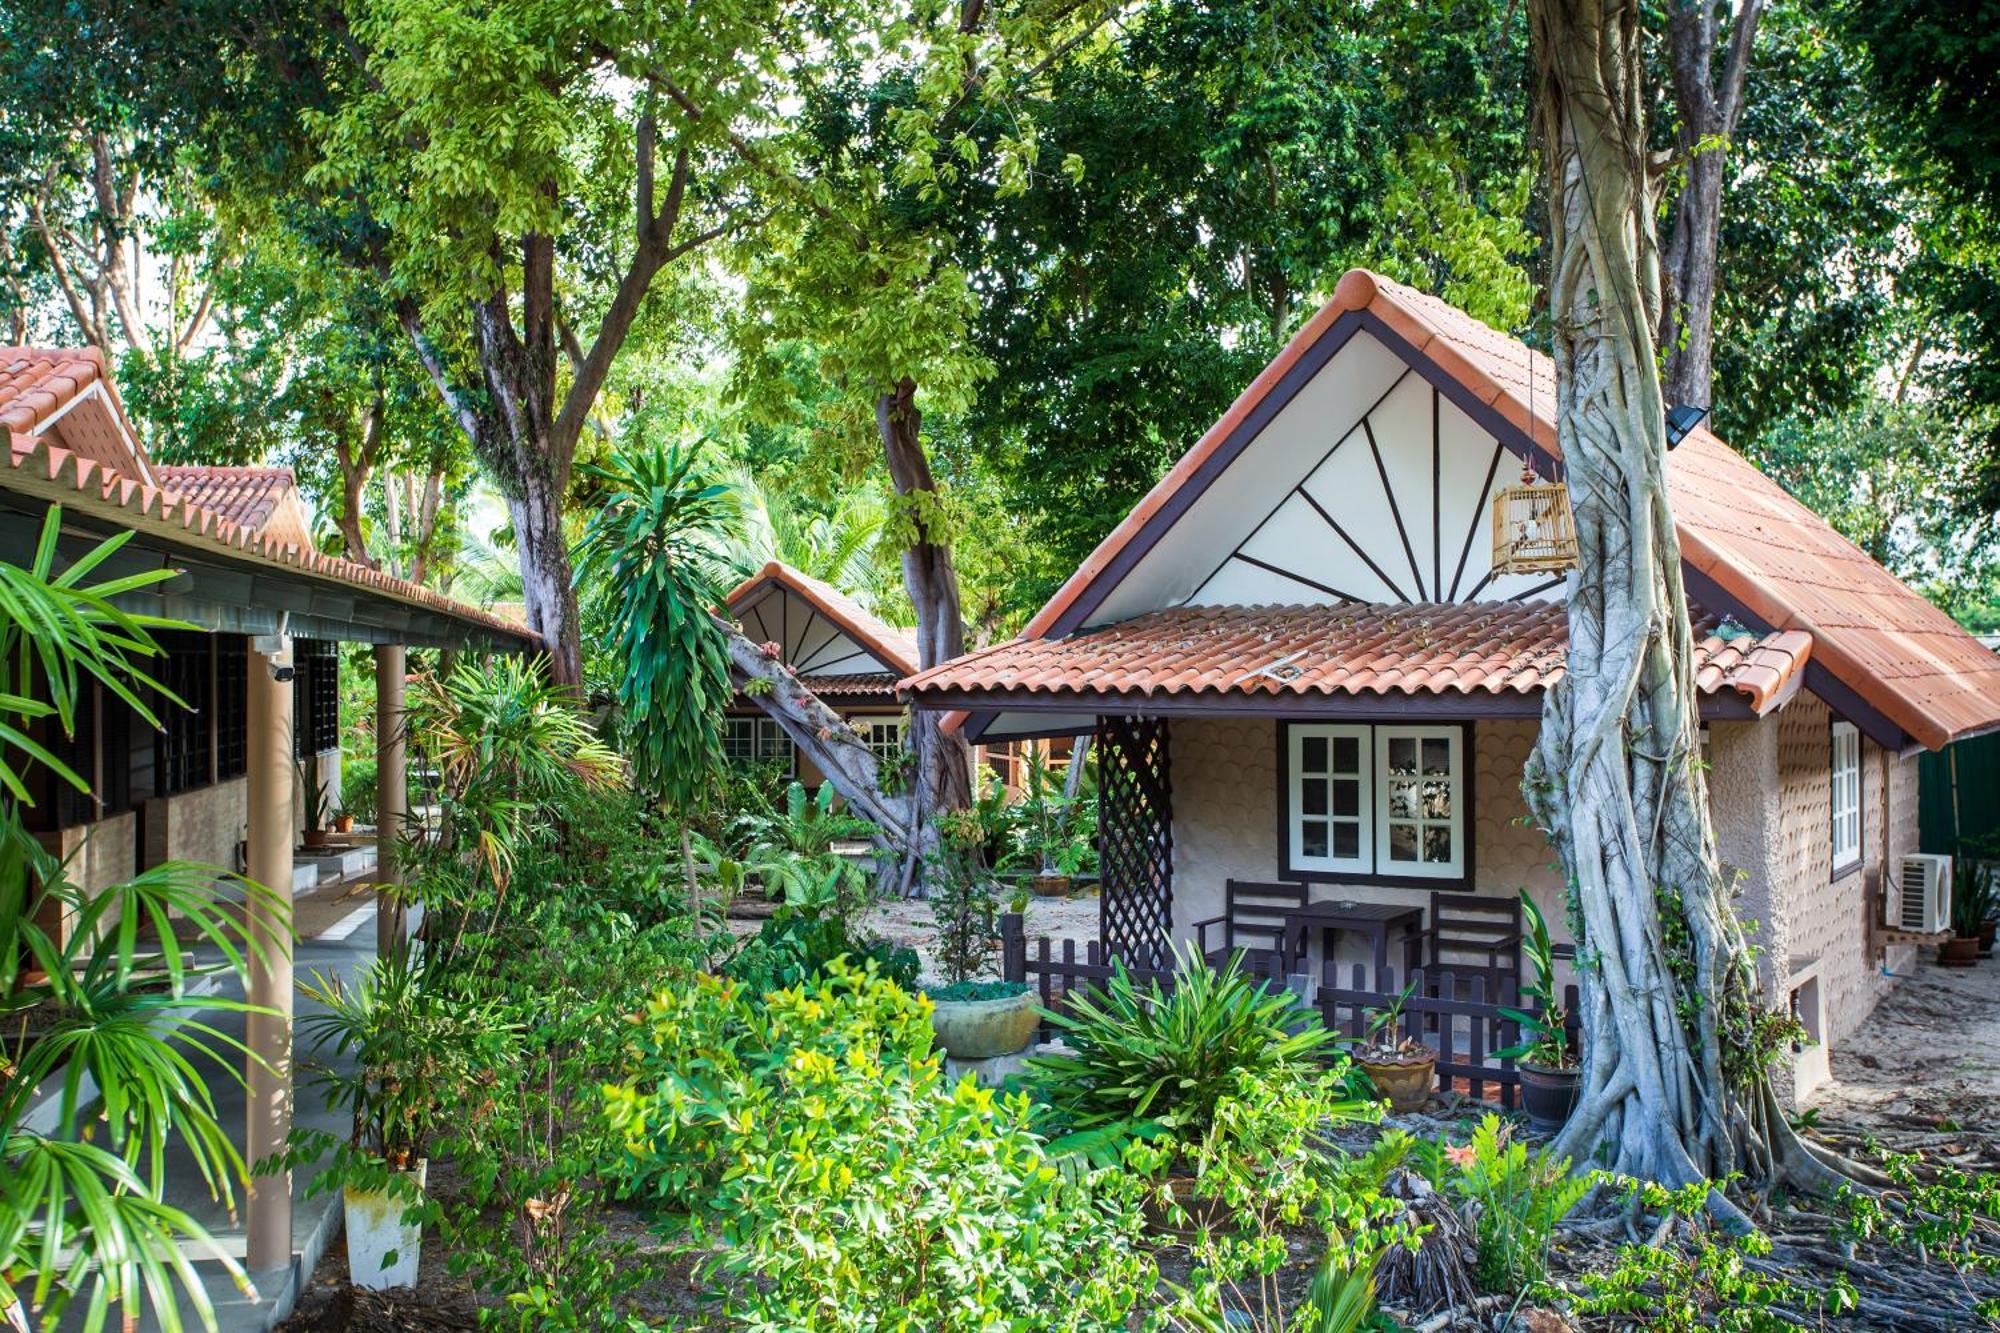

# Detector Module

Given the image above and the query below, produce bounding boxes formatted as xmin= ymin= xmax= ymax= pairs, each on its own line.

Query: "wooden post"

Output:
xmin=245 ymin=636 xmax=295 ymax=1272
xmin=1000 ymin=912 xmax=1026 ymax=984
xmin=374 ymin=643 xmax=407 ymax=959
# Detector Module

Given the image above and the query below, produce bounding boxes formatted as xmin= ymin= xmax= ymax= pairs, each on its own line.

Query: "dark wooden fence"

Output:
xmin=998 ymin=913 xmax=1576 ymax=1107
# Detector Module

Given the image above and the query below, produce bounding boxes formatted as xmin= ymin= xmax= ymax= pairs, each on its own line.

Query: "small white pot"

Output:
xmin=343 ymin=1159 xmax=426 ymax=1290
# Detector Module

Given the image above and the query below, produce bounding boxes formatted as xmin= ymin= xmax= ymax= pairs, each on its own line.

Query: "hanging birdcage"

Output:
xmin=1491 ymin=465 xmax=1579 ymax=575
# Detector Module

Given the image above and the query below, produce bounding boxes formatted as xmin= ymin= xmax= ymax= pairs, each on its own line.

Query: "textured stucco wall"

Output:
xmin=1168 ymin=716 xmax=1564 ymax=982
xmin=165 ymin=777 xmax=250 ymax=868
xmin=1165 ymin=704 xmax=1916 ymax=1085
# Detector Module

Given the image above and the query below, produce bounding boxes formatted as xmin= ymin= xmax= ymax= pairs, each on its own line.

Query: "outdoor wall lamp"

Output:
xmin=1665 ymin=403 xmax=1709 ymax=449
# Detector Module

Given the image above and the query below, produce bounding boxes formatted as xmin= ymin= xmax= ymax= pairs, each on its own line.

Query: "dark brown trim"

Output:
xmin=1299 ymin=484 xmax=1412 ymax=602
xmin=1431 ymin=386 xmax=1442 ymax=602
xmin=1190 ymin=367 xmax=1420 ymax=604
xmin=1804 ymin=661 xmax=1911 ymax=752
xmin=922 ymin=686 xmax=1761 ymax=723
xmin=789 ymin=606 xmax=822 ymax=663
xmin=1276 ymin=719 xmax=1477 ymax=891
xmin=1354 ymin=310 xmax=1564 ymax=482
xmin=1364 ymin=416 xmax=1429 ymax=599
xmin=1231 ymin=552 xmax=1368 ymax=603
xmin=1450 ymin=439 xmax=1506 ymax=601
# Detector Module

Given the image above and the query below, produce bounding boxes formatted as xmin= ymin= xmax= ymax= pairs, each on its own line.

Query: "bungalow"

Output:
xmin=0 ymin=345 xmax=532 ymax=1274
xmin=724 ymin=561 xmax=918 ymax=783
xmin=901 ymin=271 xmax=2000 ymax=1105
xmin=723 ymin=559 xmax=1049 ymax=791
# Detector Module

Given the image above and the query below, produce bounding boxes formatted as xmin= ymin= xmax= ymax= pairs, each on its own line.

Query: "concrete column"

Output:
xmin=374 ymin=643 xmax=407 ymax=959
xmin=244 ymin=636 xmax=294 ymax=1273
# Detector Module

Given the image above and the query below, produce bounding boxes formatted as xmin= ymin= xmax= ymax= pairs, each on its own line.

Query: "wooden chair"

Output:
xmin=1405 ymin=891 xmax=1523 ymax=1001
xmin=1193 ymin=879 xmax=1308 ymax=980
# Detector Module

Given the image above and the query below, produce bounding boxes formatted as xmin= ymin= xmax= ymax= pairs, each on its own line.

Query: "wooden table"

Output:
xmin=1282 ymin=899 xmax=1425 ymax=987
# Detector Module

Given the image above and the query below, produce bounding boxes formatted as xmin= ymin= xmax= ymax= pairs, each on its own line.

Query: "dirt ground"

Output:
xmin=1811 ymin=950 xmax=2000 ymax=1128
xmin=859 ymin=885 xmax=1102 ymax=984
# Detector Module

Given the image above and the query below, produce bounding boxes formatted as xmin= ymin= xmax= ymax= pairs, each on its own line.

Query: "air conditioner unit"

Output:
xmin=1889 ymin=853 xmax=1953 ymax=934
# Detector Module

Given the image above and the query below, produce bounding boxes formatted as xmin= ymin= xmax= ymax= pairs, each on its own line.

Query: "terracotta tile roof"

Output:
xmin=0 ymin=435 xmax=533 ymax=648
xmin=1 ymin=346 xmax=154 ymax=482
xmin=795 ymin=672 xmax=901 ymax=697
xmin=0 ymin=347 xmax=104 ymax=435
xmin=905 ymin=603 xmax=1813 ymax=717
xmin=723 ymin=561 xmax=920 ymax=676
xmin=154 ymin=466 xmax=314 ymax=549
xmin=1011 ymin=269 xmax=2000 ymax=748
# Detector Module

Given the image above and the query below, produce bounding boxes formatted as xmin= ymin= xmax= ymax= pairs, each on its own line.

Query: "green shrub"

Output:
xmin=928 ymin=807 xmax=1001 ymax=985
xmin=724 ymin=901 xmax=919 ymax=997
xmin=604 ymin=960 xmax=938 ymax=1210
xmin=1026 ymin=941 xmax=1334 ymax=1139
xmin=1427 ymin=1114 xmax=1592 ymax=1292
xmin=1575 ymin=1180 xmax=1856 ymax=1330
xmin=638 ymin=966 xmax=1156 ymax=1329
xmin=342 ymin=755 xmax=378 ymax=826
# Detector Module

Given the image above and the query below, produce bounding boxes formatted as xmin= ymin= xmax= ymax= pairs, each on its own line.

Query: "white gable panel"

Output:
xmin=1366 ymin=372 xmax=1439 ymax=597
xmin=1208 ymin=485 xmax=1403 ymax=603
xmin=1084 ymin=325 xmax=1571 ymax=623
xmin=1437 ymin=399 xmax=1508 ymax=600
xmin=1088 ymin=332 xmax=1409 ymax=626
xmin=743 ymin=586 xmax=894 ymax=675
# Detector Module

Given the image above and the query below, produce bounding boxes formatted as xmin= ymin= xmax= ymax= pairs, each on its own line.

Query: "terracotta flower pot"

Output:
xmin=929 ymin=988 xmax=1039 ymax=1059
xmin=1358 ymin=1048 xmax=1437 ymax=1114
xmin=1939 ymin=936 xmax=1981 ymax=968
xmin=1031 ymin=873 xmax=1072 ymax=898
xmin=1518 ymin=1062 xmax=1582 ymax=1132
xmin=335 ymin=813 xmax=356 ymax=833
xmin=1980 ymin=920 xmax=1997 ymax=957
xmin=301 ymin=828 xmax=330 ymax=850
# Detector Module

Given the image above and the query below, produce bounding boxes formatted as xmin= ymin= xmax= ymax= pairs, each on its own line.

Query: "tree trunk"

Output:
xmin=1523 ymin=0 xmax=1836 ymax=1208
xmin=713 ymin=613 xmax=923 ymax=872
xmin=509 ymin=464 xmax=584 ymax=688
xmin=877 ymin=378 xmax=975 ymax=830
xmin=1658 ymin=0 xmax=1765 ymax=410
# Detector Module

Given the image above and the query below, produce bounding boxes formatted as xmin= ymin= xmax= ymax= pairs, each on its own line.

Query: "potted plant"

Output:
xmin=281 ymin=956 xmax=462 ymax=1290
xmin=926 ymin=809 xmax=1036 ymax=1059
xmin=1017 ymin=750 xmax=1090 ymax=898
xmin=1942 ymin=860 xmax=1993 ymax=968
xmin=1496 ymin=891 xmax=1579 ymax=1130
xmin=1353 ymin=981 xmax=1437 ymax=1114
xmin=300 ymin=760 xmax=331 ymax=849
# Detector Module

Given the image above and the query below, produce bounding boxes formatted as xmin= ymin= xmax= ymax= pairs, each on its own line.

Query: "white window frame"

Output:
xmin=724 ymin=715 xmax=794 ymax=773
xmin=864 ymin=718 xmax=906 ymax=763
xmin=1830 ymin=720 xmax=1861 ymax=873
xmin=1373 ymin=725 xmax=1466 ymax=880
xmin=1286 ymin=724 xmax=1373 ymax=875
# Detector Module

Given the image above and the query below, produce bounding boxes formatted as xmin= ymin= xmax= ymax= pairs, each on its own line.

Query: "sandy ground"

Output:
xmin=1810 ymin=950 xmax=2000 ymax=1128
xmin=859 ymin=887 xmax=1102 ymax=985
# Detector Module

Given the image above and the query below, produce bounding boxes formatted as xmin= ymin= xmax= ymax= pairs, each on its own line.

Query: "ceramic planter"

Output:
xmin=1518 ymin=1062 xmax=1582 ymax=1132
xmin=344 ymin=1159 xmax=426 ymax=1290
xmin=335 ymin=813 xmax=356 ymax=833
xmin=1030 ymin=873 xmax=1072 ymax=898
xmin=302 ymin=828 xmax=330 ymax=850
xmin=1940 ymin=936 xmax=1982 ymax=968
xmin=930 ymin=988 xmax=1039 ymax=1059
xmin=1358 ymin=1049 xmax=1437 ymax=1114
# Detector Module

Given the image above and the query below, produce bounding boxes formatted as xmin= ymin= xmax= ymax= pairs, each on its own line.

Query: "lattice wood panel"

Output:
xmin=1096 ymin=715 xmax=1173 ymax=970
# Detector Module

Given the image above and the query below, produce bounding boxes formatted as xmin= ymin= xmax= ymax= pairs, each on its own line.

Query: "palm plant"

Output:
xmin=1 ymin=509 xmax=284 ymax=1332
xmin=403 ymin=657 xmax=623 ymax=964
xmin=574 ymin=440 xmax=736 ymax=815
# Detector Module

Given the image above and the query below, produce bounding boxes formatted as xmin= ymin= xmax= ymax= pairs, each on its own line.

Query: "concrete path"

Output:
xmin=44 ymin=895 xmax=381 ymax=1332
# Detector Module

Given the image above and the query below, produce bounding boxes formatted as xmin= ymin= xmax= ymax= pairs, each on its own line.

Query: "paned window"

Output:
xmin=1830 ymin=720 xmax=1861 ymax=872
xmin=1283 ymin=723 xmax=1466 ymax=882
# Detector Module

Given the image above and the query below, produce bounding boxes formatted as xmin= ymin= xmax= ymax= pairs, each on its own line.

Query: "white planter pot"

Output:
xmin=343 ymin=1159 xmax=426 ymax=1290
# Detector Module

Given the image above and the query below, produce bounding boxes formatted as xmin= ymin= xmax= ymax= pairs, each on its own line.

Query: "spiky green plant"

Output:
xmin=1 ymin=509 xmax=285 ymax=1332
xmin=1026 ymin=940 xmax=1333 ymax=1138
xmin=574 ymin=440 xmax=736 ymax=815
